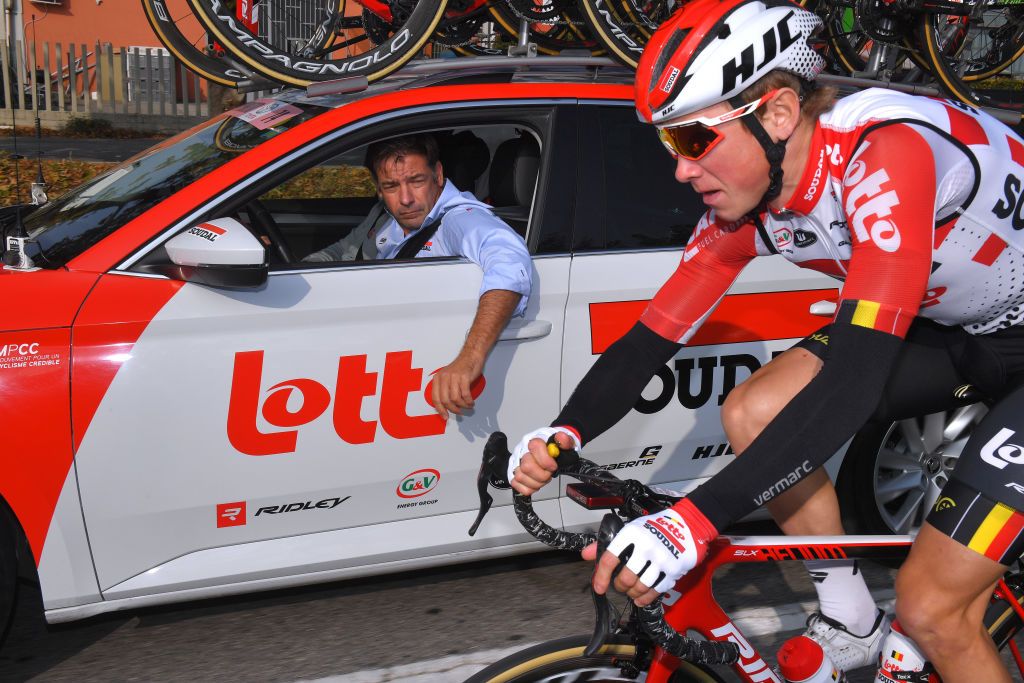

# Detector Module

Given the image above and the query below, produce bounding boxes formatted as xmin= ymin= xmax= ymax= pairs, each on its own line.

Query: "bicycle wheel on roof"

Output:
xmin=186 ymin=0 xmax=448 ymax=85
xmin=577 ymin=0 xmax=674 ymax=68
xmin=919 ymin=4 xmax=1024 ymax=113
xmin=141 ymin=0 xmax=254 ymax=87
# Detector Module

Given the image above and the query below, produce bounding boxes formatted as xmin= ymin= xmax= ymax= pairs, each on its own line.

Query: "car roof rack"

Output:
xmin=303 ymin=55 xmax=630 ymax=100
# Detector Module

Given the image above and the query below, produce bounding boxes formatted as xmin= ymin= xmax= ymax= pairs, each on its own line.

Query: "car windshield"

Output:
xmin=21 ymin=98 xmax=328 ymax=269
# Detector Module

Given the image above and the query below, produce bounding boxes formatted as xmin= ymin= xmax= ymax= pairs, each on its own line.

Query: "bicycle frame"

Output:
xmin=646 ymin=534 xmax=914 ymax=683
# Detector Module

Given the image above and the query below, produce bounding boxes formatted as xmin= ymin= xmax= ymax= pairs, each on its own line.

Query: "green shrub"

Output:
xmin=60 ymin=116 xmax=115 ymax=137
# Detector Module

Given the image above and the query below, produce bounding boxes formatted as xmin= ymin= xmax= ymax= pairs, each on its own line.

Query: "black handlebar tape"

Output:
xmin=638 ymin=601 xmax=740 ymax=665
xmin=510 ymin=456 xmax=604 ymax=551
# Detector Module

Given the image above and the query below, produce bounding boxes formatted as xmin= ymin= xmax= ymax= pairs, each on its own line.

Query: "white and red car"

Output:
xmin=0 ymin=59 xmax=958 ymax=633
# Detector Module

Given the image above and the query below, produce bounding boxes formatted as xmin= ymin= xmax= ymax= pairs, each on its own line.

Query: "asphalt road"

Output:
xmin=0 ymin=538 xmax=907 ymax=683
xmin=0 ymin=540 xmax=1019 ymax=682
xmin=0 ymin=136 xmax=163 ymax=162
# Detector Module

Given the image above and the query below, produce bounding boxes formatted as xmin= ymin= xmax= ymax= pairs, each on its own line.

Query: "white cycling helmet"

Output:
xmin=635 ymin=0 xmax=825 ymax=126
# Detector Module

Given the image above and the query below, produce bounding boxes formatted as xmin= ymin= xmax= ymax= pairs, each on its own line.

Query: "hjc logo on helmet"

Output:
xmin=226 ymin=350 xmax=485 ymax=456
xmin=721 ymin=10 xmax=800 ymax=94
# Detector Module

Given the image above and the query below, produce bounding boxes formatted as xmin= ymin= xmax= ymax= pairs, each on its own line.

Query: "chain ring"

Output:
xmin=502 ymin=0 xmax=574 ymax=25
xmin=433 ymin=15 xmax=486 ymax=47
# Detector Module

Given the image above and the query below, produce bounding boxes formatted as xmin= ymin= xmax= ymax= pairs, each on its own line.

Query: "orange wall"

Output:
xmin=21 ymin=1 xmax=166 ymax=51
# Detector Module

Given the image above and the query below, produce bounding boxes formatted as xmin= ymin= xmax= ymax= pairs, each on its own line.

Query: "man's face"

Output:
xmin=669 ymin=102 xmax=771 ymax=223
xmin=375 ymin=153 xmax=444 ymax=233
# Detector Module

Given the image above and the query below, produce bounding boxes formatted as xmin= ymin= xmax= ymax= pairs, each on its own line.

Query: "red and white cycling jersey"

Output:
xmin=643 ymin=88 xmax=1024 ymax=342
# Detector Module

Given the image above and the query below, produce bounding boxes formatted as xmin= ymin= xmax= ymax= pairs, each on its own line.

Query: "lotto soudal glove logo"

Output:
xmin=643 ymin=515 xmax=688 ymax=558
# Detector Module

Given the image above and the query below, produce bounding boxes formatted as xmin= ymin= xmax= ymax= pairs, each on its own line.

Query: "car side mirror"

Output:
xmin=148 ymin=217 xmax=268 ymax=288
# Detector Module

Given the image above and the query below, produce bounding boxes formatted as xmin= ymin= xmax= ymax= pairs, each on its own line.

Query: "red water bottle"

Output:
xmin=777 ymin=634 xmax=848 ymax=682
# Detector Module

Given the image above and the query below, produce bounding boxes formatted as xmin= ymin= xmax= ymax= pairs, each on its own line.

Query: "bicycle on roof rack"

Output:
xmin=464 ymin=431 xmax=1024 ymax=682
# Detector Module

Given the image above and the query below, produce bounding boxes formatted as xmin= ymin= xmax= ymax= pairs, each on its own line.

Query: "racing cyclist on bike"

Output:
xmin=508 ymin=0 xmax=1024 ymax=680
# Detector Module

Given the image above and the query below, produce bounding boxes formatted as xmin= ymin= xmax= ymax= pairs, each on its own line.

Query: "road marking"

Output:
xmin=299 ymin=590 xmax=896 ymax=682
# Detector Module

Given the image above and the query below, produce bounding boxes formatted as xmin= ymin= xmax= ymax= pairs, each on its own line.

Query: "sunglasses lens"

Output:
xmin=660 ymin=123 xmax=722 ymax=160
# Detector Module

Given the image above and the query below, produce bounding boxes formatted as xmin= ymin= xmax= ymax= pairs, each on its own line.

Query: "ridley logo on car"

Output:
xmin=256 ymin=496 xmax=350 ymax=515
xmin=217 ymin=501 xmax=247 ymax=528
xmin=226 ymin=350 xmax=485 ymax=456
xmin=397 ymin=469 xmax=440 ymax=499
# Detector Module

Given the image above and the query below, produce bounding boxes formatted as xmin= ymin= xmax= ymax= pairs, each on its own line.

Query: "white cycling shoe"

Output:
xmin=803 ymin=608 xmax=889 ymax=671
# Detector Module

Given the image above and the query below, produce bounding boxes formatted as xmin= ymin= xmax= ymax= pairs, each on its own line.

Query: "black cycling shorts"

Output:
xmin=796 ymin=320 xmax=1024 ymax=564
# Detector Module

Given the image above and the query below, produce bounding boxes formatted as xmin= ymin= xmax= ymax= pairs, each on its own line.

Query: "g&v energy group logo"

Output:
xmin=396 ymin=468 xmax=440 ymax=510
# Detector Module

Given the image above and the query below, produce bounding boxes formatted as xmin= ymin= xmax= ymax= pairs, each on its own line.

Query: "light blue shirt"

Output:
xmin=375 ymin=180 xmax=532 ymax=316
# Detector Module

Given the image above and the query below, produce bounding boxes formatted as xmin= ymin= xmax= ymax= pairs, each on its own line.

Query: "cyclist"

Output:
xmin=508 ymin=0 xmax=1024 ymax=680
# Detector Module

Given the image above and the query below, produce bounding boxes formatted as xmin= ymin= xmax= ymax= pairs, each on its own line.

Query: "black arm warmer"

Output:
xmin=687 ymin=321 xmax=904 ymax=531
xmin=554 ymin=322 xmax=682 ymax=446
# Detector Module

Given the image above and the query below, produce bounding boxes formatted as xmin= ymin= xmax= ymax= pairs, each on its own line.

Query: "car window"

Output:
xmin=21 ymin=99 xmax=328 ymax=269
xmin=596 ymin=105 xmax=705 ymax=250
xmin=249 ymin=123 xmax=541 ymax=268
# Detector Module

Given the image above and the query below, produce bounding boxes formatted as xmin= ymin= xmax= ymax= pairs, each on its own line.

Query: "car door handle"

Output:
xmin=499 ymin=319 xmax=552 ymax=341
xmin=809 ymin=300 xmax=837 ymax=317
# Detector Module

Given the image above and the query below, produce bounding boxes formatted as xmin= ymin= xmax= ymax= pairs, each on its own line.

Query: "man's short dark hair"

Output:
xmin=365 ymin=134 xmax=440 ymax=181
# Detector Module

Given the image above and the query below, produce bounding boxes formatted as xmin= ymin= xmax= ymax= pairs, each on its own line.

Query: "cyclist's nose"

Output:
xmin=674 ymin=156 xmax=702 ymax=183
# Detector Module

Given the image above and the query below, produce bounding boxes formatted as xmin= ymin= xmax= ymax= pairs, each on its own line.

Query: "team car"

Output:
xmin=0 ymin=57 xmax=975 ymax=633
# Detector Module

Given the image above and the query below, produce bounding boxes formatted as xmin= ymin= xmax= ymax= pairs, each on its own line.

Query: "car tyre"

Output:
xmin=0 ymin=505 xmax=19 ymax=647
xmin=837 ymin=403 xmax=987 ymax=537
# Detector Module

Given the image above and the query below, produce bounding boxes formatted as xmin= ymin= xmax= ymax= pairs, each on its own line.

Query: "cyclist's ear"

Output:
xmin=761 ymin=88 xmax=802 ymax=141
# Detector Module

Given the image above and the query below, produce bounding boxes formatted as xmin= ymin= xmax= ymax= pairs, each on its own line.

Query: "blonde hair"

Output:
xmin=742 ymin=70 xmax=837 ymax=121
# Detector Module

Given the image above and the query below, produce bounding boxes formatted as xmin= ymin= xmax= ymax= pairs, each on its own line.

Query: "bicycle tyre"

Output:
xmin=141 ymin=0 xmax=251 ymax=87
xmin=464 ymin=634 xmax=728 ymax=683
xmin=919 ymin=7 xmax=1024 ymax=112
xmin=187 ymin=0 xmax=449 ymax=85
xmin=577 ymin=0 xmax=663 ymax=68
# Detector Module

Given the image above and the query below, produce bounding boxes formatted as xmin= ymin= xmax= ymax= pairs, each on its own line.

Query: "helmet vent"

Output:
xmin=650 ymin=28 xmax=691 ymax=92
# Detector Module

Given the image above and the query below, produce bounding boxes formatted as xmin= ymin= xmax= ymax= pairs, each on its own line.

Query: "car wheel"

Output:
xmin=837 ymin=403 xmax=988 ymax=535
xmin=0 ymin=506 xmax=19 ymax=646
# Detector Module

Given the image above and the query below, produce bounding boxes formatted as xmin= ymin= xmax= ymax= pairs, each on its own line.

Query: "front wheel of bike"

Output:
xmin=187 ymin=0 xmax=449 ymax=85
xmin=919 ymin=7 xmax=1024 ymax=112
xmin=464 ymin=634 xmax=728 ymax=683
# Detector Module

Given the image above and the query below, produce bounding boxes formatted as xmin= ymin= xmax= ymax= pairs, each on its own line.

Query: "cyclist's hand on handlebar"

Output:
xmin=586 ymin=499 xmax=717 ymax=607
xmin=508 ymin=427 xmax=581 ymax=496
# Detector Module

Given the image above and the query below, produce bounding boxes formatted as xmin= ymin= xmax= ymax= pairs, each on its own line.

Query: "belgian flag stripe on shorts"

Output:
xmin=834 ymin=300 xmax=913 ymax=337
xmin=968 ymin=503 xmax=1024 ymax=562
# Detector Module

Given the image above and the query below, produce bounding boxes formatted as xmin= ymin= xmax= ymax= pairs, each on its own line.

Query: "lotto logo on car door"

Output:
xmin=226 ymin=350 xmax=485 ymax=456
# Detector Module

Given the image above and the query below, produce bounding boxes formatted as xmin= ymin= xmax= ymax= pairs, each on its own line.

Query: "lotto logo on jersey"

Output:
xmin=226 ymin=350 xmax=485 ymax=456
xmin=844 ymin=142 xmax=902 ymax=252
xmin=981 ymin=428 xmax=1024 ymax=470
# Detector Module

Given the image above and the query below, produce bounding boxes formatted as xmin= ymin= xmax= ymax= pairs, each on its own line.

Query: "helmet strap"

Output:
xmin=728 ymin=95 xmax=788 ymax=203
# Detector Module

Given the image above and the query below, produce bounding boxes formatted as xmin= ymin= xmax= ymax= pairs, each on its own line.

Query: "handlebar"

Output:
xmin=468 ymin=431 xmax=740 ymax=667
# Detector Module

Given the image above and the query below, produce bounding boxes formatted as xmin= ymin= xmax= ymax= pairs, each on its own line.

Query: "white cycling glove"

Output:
xmin=604 ymin=500 xmax=716 ymax=594
xmin=507 ymin=426 xmax=582 ymax=486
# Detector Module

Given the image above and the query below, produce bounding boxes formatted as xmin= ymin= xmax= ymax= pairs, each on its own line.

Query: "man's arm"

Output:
xmin=431 ymin=289 xmax=521 ymax=419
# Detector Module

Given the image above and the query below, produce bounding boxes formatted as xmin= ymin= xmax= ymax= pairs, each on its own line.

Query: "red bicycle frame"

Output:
xmin=643 ymin=534 xmax=915 ymax=683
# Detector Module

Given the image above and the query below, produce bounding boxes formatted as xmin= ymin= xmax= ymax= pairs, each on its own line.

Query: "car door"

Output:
xmin=559 ymin=102 xmax=840 ymax=530
xmin=71 ymin=102 xmax=578 ymax=598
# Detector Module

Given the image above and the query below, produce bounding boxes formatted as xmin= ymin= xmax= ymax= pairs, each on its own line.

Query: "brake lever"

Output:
xmin=584 ymin=512 xmax=625 ymax=657
xmin=470 ymin=432 xmax=582 ymax=536
xmin=469 ymin=432 xmax=512 ymax=536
